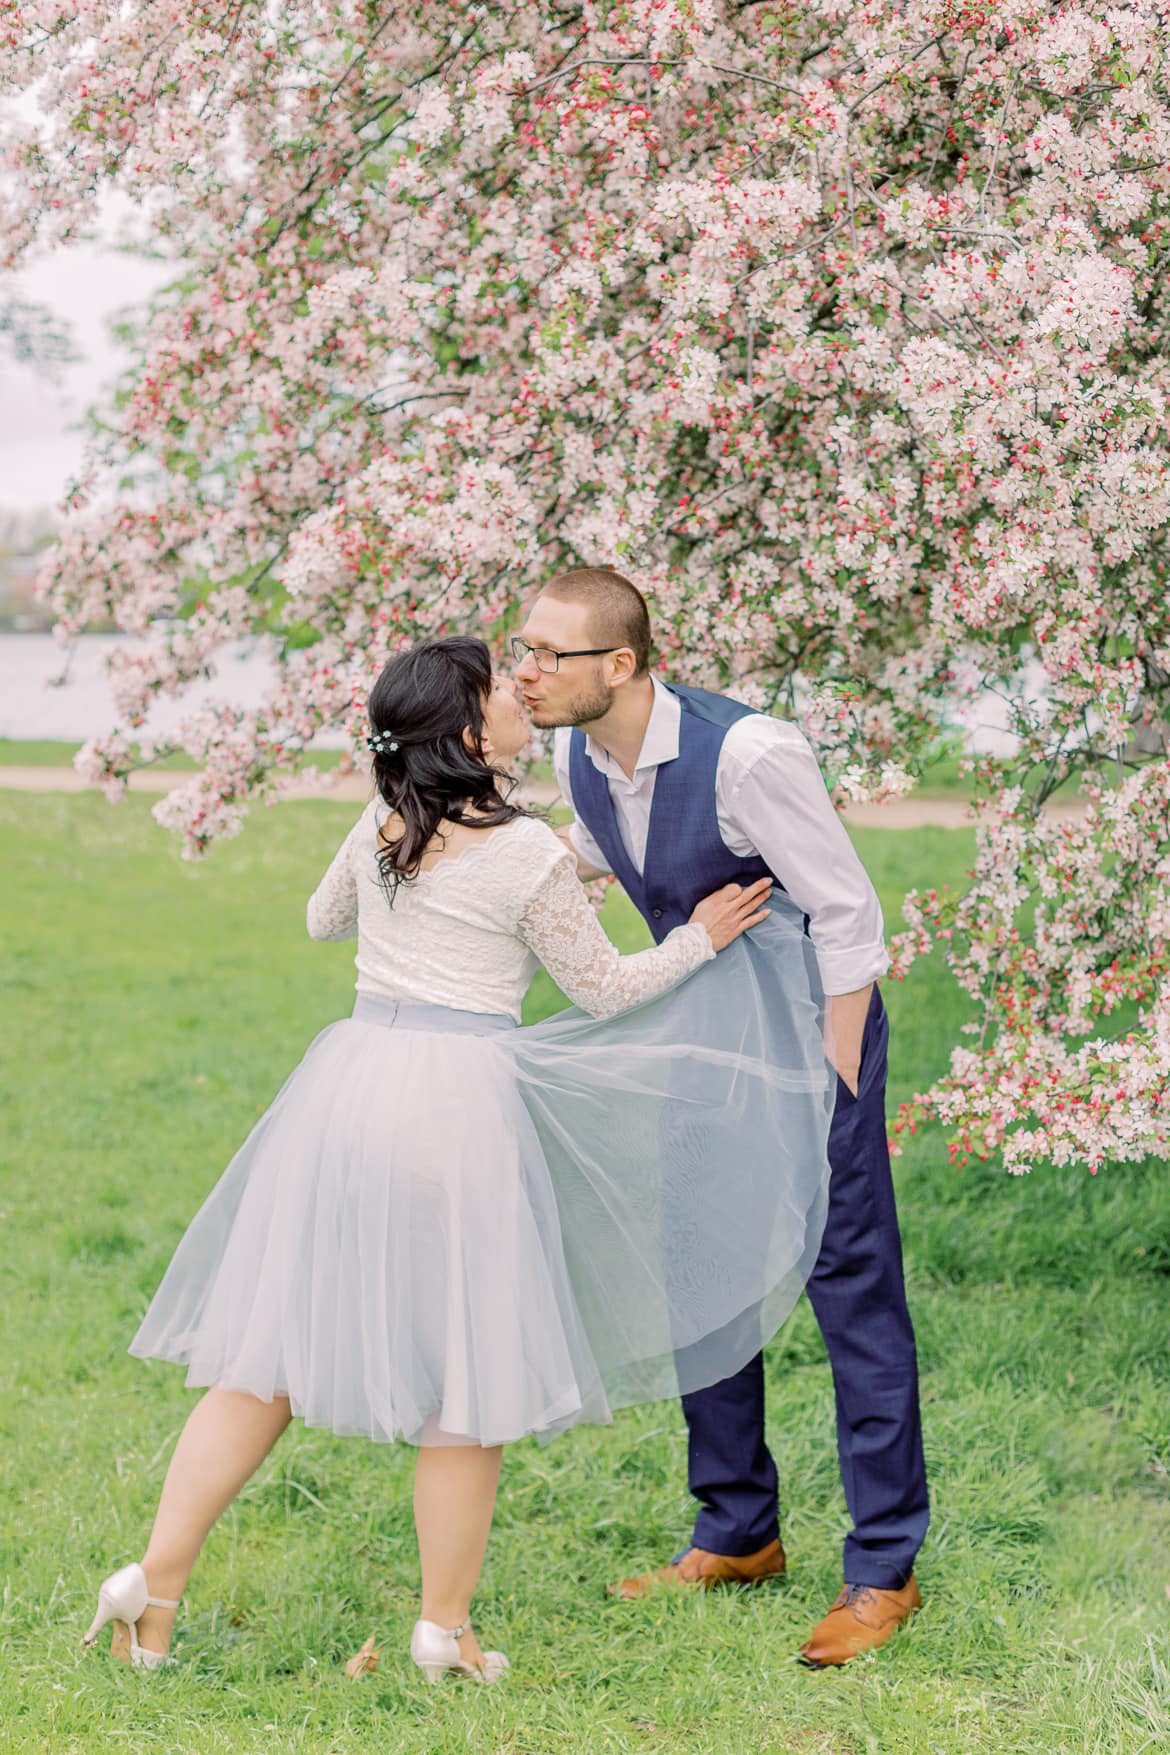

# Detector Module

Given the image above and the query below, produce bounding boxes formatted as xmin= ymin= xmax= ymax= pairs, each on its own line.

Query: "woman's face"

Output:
xmin=480 ymin=672 xmax=529 ymax=764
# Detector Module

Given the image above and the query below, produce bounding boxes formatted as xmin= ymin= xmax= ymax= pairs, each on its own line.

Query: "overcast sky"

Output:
xmin=0 ymin=232 xmax=172 ymax=515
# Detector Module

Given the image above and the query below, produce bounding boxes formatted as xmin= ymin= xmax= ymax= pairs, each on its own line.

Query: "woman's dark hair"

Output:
xmin=367 ymin=635 xmax=530 ymax=897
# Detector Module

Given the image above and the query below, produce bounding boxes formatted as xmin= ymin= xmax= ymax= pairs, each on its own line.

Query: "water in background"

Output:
xmin=0 ymin=632 xmax=346 ymax=747
xmin=0 ymin=631 xmax=1022 ymax=756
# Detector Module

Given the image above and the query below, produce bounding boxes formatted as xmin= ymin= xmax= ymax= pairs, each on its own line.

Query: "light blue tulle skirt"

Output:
xmin=131 ymin=901 xmax=836 ymax=1446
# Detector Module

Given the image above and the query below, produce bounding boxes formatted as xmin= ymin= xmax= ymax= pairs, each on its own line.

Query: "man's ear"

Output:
xmin=606 ymin=648 xmax=639 ymax=688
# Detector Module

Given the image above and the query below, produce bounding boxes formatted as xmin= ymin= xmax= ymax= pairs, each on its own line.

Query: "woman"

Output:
xmin=82 ymin=636 xmax=834 ymax=1682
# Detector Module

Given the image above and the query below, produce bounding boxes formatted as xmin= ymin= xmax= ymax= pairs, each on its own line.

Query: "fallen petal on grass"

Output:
xmin=345 ymin=1635 xmax=380 ymax=1679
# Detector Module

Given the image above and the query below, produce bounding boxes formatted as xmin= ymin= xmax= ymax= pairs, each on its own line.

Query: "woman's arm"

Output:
xmin=518 ymin=854 xmax=714 ymax=1018
xmin=306 ymin=819 xmax=361 ymax=941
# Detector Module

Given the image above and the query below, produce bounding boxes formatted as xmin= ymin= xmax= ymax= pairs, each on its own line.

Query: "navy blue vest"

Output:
xmin=568 ymin=683 xmax=777 ymax=944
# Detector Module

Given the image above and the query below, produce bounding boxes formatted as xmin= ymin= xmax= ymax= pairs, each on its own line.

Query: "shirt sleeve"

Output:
xmin=551 ymin=727 xmax=613 ymax=873
xmin=518 ymin=848 xmax=714 ymax=1019
xmin=718 ymin=719 xmax=889 ymax=996
xmin=306 ymin=813 xmax=363 ymax=941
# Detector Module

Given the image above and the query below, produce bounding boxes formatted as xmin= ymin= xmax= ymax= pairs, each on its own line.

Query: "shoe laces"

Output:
xmin=837 ymin=1583 xmax=877 ymax=1610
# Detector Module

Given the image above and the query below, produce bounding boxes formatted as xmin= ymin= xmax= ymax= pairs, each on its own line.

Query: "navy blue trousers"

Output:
xmin=679 ymin=984 xmax=929 ymax=1589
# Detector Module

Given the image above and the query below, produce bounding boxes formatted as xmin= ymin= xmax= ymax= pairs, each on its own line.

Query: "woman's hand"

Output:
xmin=689 ymin=877 xmax=773 ymax=951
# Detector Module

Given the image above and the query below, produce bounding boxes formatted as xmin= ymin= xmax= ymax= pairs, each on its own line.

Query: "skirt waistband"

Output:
xmin=351 ymin=995 xmax=516 ymax=1036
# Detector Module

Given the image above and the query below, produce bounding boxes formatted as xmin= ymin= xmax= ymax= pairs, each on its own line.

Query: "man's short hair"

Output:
xmin=538 ymin=567 xmax=652 ymax=675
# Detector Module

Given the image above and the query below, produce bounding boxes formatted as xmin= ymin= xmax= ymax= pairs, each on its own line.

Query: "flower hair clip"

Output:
xmin=367 ymin=729 xmax=400 ymax=756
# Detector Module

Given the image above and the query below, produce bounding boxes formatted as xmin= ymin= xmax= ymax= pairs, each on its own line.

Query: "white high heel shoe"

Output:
xmin=81 ymin=1562 xmax=179 ymax=1671
xmin=409 ymin=1617 xmax=509 ymax=1684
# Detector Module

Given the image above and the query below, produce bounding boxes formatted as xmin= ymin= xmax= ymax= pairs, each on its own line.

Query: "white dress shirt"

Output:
xmin=552 ymin=677 xmax=888 ymax=997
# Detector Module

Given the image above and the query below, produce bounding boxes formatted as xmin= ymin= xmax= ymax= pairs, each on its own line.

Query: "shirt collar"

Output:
xmin=583 ymin=676 xmax=680 ymax=781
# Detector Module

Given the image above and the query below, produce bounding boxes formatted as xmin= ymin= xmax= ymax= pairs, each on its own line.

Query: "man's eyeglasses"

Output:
xmin=510 ymin=636 xmax=619 ymax=675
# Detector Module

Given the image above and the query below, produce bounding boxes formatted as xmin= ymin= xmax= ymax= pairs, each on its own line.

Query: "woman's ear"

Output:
xmin=463 ymin=723 xmax=492 ymax=761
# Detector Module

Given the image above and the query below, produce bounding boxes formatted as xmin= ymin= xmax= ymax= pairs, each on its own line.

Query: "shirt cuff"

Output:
xmin=815 ymin=941 xmax=889 ymax=997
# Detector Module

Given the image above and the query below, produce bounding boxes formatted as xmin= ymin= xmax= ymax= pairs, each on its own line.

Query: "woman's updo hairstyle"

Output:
xmin=366 ymin=635 xmax=529 ymax=897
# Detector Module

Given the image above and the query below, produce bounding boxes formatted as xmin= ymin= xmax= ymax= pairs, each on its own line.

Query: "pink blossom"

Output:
xmin=5 ymin=0 xmax=1170 ymax=1172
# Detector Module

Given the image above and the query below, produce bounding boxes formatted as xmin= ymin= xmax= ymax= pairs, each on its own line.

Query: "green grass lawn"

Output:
xmin=1 ymin=793 xmax=1168 ymax=1754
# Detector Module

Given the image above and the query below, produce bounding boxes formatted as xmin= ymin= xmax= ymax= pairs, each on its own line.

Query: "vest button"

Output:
xmin=651 ymin=908 xmax=663 ymax=919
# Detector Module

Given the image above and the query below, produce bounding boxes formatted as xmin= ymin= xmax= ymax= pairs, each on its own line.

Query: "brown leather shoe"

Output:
xmin=798 ymin=1576 xmax=921 ymax=1667
xmin=610 ymin=1539 xmax=787 ymax=1601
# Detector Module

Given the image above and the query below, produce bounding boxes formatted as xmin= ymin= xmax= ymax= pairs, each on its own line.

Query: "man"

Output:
xmin=513 ymin=567 xmax=928 ymax=1667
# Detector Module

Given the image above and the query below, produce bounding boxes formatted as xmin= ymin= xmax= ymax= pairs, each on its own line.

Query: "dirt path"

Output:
xmin=0 ymin=764 xmax=1091 ymax=827
xmin=0 ymin=765 xmax=564 ymax=807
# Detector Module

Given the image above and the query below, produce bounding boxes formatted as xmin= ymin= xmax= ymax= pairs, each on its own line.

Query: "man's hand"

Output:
xmin=824 ymin=982 xmax=874 ymax=1097
xmin=555 ymin=823 xmax=608 ymax=882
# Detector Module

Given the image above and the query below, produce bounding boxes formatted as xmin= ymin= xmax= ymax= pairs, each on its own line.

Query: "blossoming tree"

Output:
xmin=3 ymin=0 xmax=1169 ymax=1173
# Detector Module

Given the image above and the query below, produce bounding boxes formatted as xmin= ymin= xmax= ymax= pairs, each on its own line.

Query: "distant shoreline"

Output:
xmin=0 ymin=629 xmax=346 ymax=746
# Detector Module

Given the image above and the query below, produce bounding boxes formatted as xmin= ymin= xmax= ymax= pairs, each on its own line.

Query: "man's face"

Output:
xmin=515 ymin=596 xmax=617 ymax=728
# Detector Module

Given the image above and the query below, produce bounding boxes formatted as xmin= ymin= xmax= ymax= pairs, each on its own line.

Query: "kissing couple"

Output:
xmin=82 ymin=568 xmax=928 ymax=1682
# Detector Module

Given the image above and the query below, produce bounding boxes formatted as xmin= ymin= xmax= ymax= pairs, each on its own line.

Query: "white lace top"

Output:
xmin=306 ymin=804 xmax=714 ymax=1022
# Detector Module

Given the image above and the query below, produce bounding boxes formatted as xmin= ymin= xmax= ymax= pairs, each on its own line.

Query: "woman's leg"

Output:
xmin=414 ymin=1442 xmax=503 ymax=1667
xmin=133 ymin=1386 xmax=293 ymax=1655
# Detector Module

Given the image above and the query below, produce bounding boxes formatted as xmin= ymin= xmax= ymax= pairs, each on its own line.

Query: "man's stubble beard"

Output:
xmin=534 ymin=677 xmax=615 ymax=729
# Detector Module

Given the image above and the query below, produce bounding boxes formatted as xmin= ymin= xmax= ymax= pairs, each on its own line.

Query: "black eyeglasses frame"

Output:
xmin=510 ymin=637 xmax=621 ymax=674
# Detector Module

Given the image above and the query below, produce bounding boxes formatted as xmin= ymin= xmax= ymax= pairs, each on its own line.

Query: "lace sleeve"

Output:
xmin=306 ymin=815 xmax=363 ymax=941
xmin=519 ymin=852 xmax=714 ymax=1019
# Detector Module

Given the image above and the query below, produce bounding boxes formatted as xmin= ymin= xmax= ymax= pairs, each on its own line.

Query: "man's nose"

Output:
xmin=514 ymin=648 xmax=538 ymax=681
